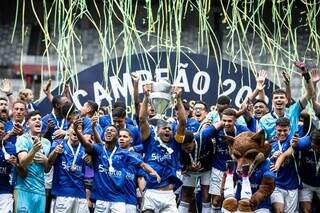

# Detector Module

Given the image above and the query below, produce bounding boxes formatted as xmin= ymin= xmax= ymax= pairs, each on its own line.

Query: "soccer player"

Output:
xmin=178 ymin=131 xmax=213 ymax=213
xmin=48 ymin=122 xmax=89 ymax=213
xmin=4 ymin=100 xmax=27 ymax=144
xmin=269 ymin=117 xmax=310 ymax=213
xmin=117 ymin=128 xmax=147 ymax=213
xmin=271 ymin=128 xmax=320 ymax=213
xmin=139 ymin=85 xmax=186 ymax=213
xmin=41 ymin=95 xmax=69 ymax=141
xmin=15 ymin=111 xmax=51 ymax=213
xmin=74 ymin=119 xmax=160 ymax=213
xmin=0 ymin=121 xmax=18 ymax=212
xmin=259 ymin=61 xmax=314 ymax=141
xmin=201 ymin=108 xmax=249 ymax=212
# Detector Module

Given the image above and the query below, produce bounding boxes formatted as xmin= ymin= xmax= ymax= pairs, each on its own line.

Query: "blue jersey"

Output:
xmin=234 ymin=160 xmax=276 ymax=210
xmin=182 ymin=133 xmax=213 ymax=172
xmin=0 ymin=142 xmax=16 ymax=194
xmin=259 ymin=102 xmax=302 ymax=141
xmin=27 ymin=102 xmax=38 ymax=112
xmin=143 ymin=130 xmax=182 ymax=189
xmin=41 ymin=112 xmax=69 ymax=141
xmin=91 ymin=144 xmax=143 ymax=202
xmin=245 ymin=116 xmax=260 ymax=132
xmin=296 ymin=137 xmax=320 ymax=187
xmin=82 ymin=116 xmax=103 ymax=136
xmin=15 ymin=133 xmax=51 ymax=195
xmin=201 ymin=125 xmax=249 ymax=171
xmin=123 ymin=152 xmax=145 ymax=205
xmin=126 ymin=124 xmax=142 ymax=148
xmin=51 ymin=140 xmax=87 ymax=198
xmin=172 ymin=118 xmax=200 ymax=134
xmin=270 ymin=136 xmax=310 ymax=190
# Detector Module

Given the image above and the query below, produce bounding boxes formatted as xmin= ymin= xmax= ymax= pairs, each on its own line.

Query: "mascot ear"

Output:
xmin=251 ymin=130 xmax=265 ymax=146
xmin=223 ymin=135 xmax=235 ymax=147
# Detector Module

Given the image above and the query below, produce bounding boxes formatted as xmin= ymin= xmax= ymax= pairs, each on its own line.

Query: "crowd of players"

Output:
xmin=0 ymin=61 xmax=320 ymax=213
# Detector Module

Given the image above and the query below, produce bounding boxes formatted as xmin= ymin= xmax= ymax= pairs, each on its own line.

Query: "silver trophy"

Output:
xmin=148 ymin=79 xmax=173 ymax=126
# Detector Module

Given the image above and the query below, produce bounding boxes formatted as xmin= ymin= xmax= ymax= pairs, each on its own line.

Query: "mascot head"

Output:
xmin=224 ymin=130 xmax=270 ymax=175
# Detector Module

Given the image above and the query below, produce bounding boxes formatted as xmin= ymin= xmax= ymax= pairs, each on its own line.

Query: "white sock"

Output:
xmin=202 ymin=202 xmax=211 ymax=213
xmin=178 ymin=201 xmax=190 ymax=213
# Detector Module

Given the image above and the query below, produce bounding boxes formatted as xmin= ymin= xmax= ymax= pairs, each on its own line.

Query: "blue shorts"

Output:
xmin=15 ymin=189 xmax=46 ymax=213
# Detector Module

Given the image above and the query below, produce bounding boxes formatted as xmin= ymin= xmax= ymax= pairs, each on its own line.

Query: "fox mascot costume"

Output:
xmin=221 ymin=130 xmax=276 ymax=213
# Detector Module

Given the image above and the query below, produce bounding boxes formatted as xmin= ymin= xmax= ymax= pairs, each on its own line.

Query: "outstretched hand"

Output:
xmin=131 ymin=72 xmax=140 ymax=84
xmin=311 ymin=69 xmax=320 ymax=84
xmin=281 ymin=71 xmax=291 ymax=85
xmin=143 ymin=84 xmax=152 ymax=97
xmin=0 ymin=79 xmax=12 ymax=94
xmin=42 ymin=79 xmax=52 ymax=95
xmin=92 ymin=114 xmax=99 ymax=127
xmin=256 ymin=70 xmax=266 ymax=91
xmin=294 ymin=60 xmax=308 ymax=73
xmin=73 ymin=119 xmax=83 ymax=133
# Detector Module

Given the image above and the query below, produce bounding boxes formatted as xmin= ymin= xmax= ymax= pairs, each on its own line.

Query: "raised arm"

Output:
xmin=282 ymin=71 xmax=292 ymax=105
xmin=248 ymin=70 xmax=267 ymax=102
xmin=0 ymin=79 xmax=14 ymax=110
xmin=139 ymin=85 xmax=151 ymax=141
xmin=42 ymin=79 xmax=53 ymax=103
xmin=311 ymin=69 xmax=320 ymax=114
xmin=174 ymin=86 xmax=186 ymax=143
xmin=131 ymin=73 xmax=140 ymax=121
xmin=74 ymin=119 xmax=93 ymax=153
xmin=295 ymin=61 xmax=315 ymax=108
xmin=91 ymin=115 xmax=103 ymax=144
xmin=62 ymin=82 xmax=73 ymax=102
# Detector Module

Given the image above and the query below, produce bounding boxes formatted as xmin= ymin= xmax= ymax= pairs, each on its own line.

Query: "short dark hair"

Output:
xmin=272 ymin=89 xmax=287 ymax=97
xmin=253 ymin=99 xmax=268 ymax=107
xmin=113 ymin=100 xmax=126 ymax=110
xmin=98 ymin=107 xmax=108 ymax=115
xmin=86 ymin=100 xmax=98 ymax=114
xmin=217 ymin=96 xmax=230 ymax=105
xmin=310 ymin=129 xmax=320 ymax=145
xmin=222 ymin=108 xmax=237 ymax=117
xmin=183 ymin=131 xmax=195 ymax=144
xmin=119 ymin=128 xmax=132 ymax=137
xmin=112 ymin=107 xmax=126 ymax=118
xmin=52 ymin=95 xmax=65 ymax=109
xmin=61 ymin=102 xmax=77 ymax=118
xmin=0 ymin=97 xmax=8 ymax=102
xmin=195 ymin=100 xmax=208 ymax=111
xmin=275 ymin=117 xmax=290 ymax=127
xmin=26 ymin=110 xmax=41 ymax=122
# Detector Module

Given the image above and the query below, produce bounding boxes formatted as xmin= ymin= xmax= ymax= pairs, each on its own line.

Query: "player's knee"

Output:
xmin=211 ymin=195 xmax=222 ymax=208
xmin=272 ymin=205 xmax=284 ymax=213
